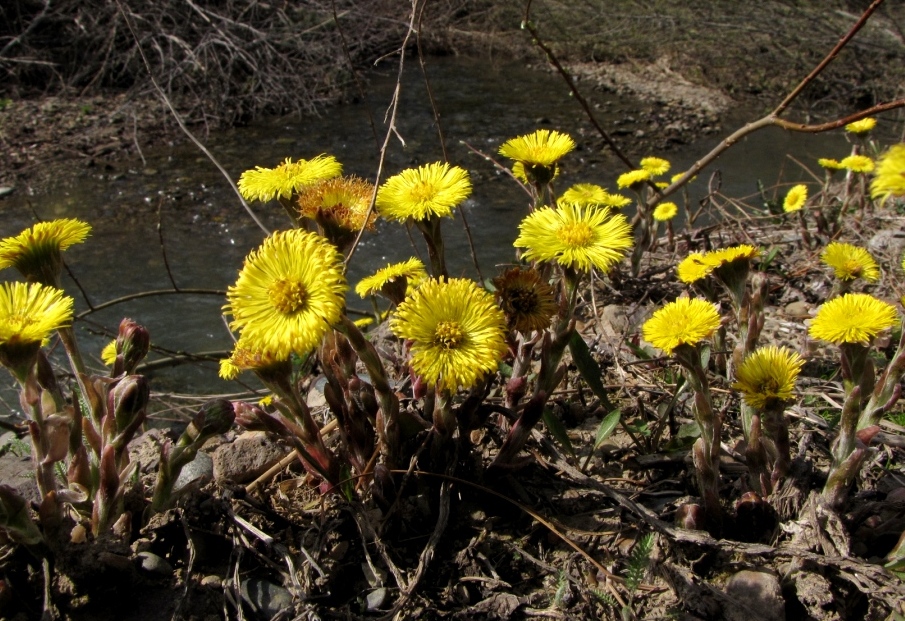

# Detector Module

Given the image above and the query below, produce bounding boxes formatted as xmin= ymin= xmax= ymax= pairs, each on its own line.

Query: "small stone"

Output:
xmin=0 ymin=187 xmax=14 ymax=198
xmin=366 ymin=587 xmax=388 ymax=611
xmin=200 ymin=575 xmax=222 ymax=588
xmin=141 ymin=168 xmax=158 ymax=176
xmin=240 ymin=578 xmax=294 ymax=619
xmin=173 ymin=450 xmax=213 ymax=491
xmin=724 ymin=569 xmax=784 ymax=621
xmin=135 ymin=551 xmax=173 ymax=577
xmin=783 ymin=301 xmax=811 ymax=318
xmin=213 ymin=431 xmax=288 ymax=484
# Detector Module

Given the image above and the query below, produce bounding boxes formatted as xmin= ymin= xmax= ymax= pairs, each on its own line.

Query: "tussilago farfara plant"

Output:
xmin=0 ymin=220 xmax=234 ymax=544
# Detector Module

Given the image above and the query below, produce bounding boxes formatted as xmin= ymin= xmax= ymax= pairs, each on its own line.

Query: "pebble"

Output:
xmin=366 ymin=587 xmax=388 ymax=611
xmin=724 ymin=569 xmax=784 ymax=621
xmin=200 ymin=575 xmax=222 ymax=588
xmin=783 ymin=301 xmax=811 ymax=318
xmin=213 ymin=431 xmax=287 ymax=484
xmin=0 ymin=186 xmax=14 ymax=198
xmin=135 ymin=551 xmax=173 ymax=577
xmin=173 ymin=450 xmax=213 ymax=491
xmin=240 ymin=578 xmax=294 ymax=619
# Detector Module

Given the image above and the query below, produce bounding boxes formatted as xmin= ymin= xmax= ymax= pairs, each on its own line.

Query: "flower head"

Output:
xmin=616 ymin=169 xmax=652 ymax=189
xmin=652 ymin=202 xmax=678 ymax=222
xmin=493 ymin=267 xmax=557 ymax=333
xmin=376 ymin=162 xmax=471 ymax=222
xmin=297 ymin=176 xmax=376 ymax=232
xmin=101 ymin=340 xmax=118 ymax=366
xmin=677 ymin=253 xmax=713 ymax=284
xmin=499 ymin=129 xmax=575 ymax=167
xmin=560 ymin=184 xmax=632 ymax=209
xmin=808 ymin=293 xmax=899 ymax=345
xmin=238 ymin=156 xmax=342 ymax=202
xmin=732 ymin=346 xmax=804 ymax=410
xmin=512 ymin=161 xmax=561 ymax=185
xmin=514 ymin=203 xmax=633 ymax=273
xmin=640 ymin=156 xmax=671 ymax=176
xmin=0 ymin=282 xmax=74 ymax=376
xmin=845 ymin=117 xmax=876 ymax=134
xmin=783 ymin=185 xmax=808 ymax=213
xmin=224 ymin=229 xmax=347 ymax=359
xmin=870 ymin=144 xmax=905 ymax=204
xmin=818 ymin=158 xmax=845 ymax=170
xmin=0 ymin=219 xmax=91 ymax=286
xmin=839 ymin=155 xmax=874 ymax=174
xmin=219 ymin=337 xmax=288 ymax=380
xmin=355 ymin=258 xmax=427 ymax=304
xmin=642 ymin=297 xmax=721 ymax=355
xmin=821 ymin=242 xmax=879 ymax=282
xmin=391 ymin=278 xmax=507 ymax=391
xmin=705 ymin=245 xmax=761 ymax=267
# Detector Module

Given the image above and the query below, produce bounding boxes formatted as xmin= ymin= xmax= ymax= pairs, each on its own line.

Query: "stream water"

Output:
xmin=0 ymin=56 xmax=858 ymax=406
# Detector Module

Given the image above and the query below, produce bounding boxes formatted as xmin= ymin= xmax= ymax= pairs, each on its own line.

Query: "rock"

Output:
xmin=127 ymin=429 xmax=170 ymax=474
xmin=135 ymin=551 xmax=173 ymax=577
xmin=173 ymin=450 xmax=213 ymax=491
xmin=0 ymin=187 xmax=14 ymax=198
xmin=0 ymin=450 xmax=40 ymax=505
xmin=783 ymin=301 xmax=811 ymax=319
xmin=240 ymin=578 xmax=294 ymax=619
xmin=724 ymin=570 xmax=784 ymax=621
xmin=213 ymin=431 xmax=287 ymax=484
xmin=868 ymin=229 xmax=905 ymax=261
xmin=200 ymin=575 xmax=222 ymax=588
xmin=365 ymin=587 xmax=388 ymax=611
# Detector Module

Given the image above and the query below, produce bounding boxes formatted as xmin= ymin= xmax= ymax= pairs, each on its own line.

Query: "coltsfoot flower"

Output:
xmin=0 ymin=282 xmax=74 ymax=374
xmin=640 ymin=156 xmax=671 ymax=176
xmin=642 ymin=297 xmax=721 ymax=355
xmin=733 ymin=346 xmax=804 ymax=409
xmin=818 ymin=158 xmax=845 ymax=170
xmin=783 ymin=185 xmax=808 ymax=213
xmin=652 ymin=202 xmax=678 ymax=222
xmin=677 ymin=253 xmax=713 ymax=284
xmin=839 ymin=155 xmax=874 ymax=174
xmin=821 ymin=242 xmax=879 ymax=282
xmin=297 ymin=176 xmax=376 ymax=231
xmin=219 ymin=338 xmax=287 ymax=380
xmin=845 ymin=117 xmax=876 ymax=134
xmin=809 ymin=293 xmax=899 ymax=344
xmin=0 ymin=218 xmax=91 ymax=285
xmin=355 ymin=258 xmax=427 ymax=303
xmin=238 ymin=156 xmax=342 ymax=202
xmin=616 ymin=169 xmax=652 ymax=189
xmin=870 ymin=144 xmax=905 ymax=204
xmin=224 ymin=230 xmax=347 ymax=359
xmin=704 ymin=245 xmax=761 ymax=267
xmin=514 ymin=203 xmax=633 ymax=273
xmin=376 ymin=162 xmax=471 ymax=222
xmin=493 ymin=267 xmax=557 ymax=333
xmin=560 ymin=184 xmax=632 ymax=209
xmin=499 ymin=129 xmax=575 ymax=167
xmin=391 ymin=278 xmax=507 ymax=391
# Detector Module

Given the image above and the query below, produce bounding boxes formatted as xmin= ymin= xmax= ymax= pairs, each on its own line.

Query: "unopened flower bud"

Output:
xmin=109 ymin=375 xmax=150 ymax=433
xmin=116 ymin=319 xmax=150 ymax=375
xmin=178 ymin=399 xmax=235 ymax=448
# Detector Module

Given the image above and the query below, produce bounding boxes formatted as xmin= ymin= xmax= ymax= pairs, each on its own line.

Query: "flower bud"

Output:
xmin=109 ymin=375 xmax=150 ymax=433
xmin=115 ymin=319 xmax=150 ymax=375
xmin=177 ymin=399 xmax=235 ymax=448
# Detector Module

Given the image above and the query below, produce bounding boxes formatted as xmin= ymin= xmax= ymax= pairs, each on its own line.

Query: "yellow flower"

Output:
xmin=808 ymin=293 xmax=899 ymax=345
xmin=870 ymin=144 xmax=905 ymax=204
xmin=652 ymin=202 xmax=678 ymax=222
xmin=616 ymin=169 xmax=652 ymax=189
xmin=353 ymin=317 xmax=374 ymax=329
xmin=238 ymin=155 xmax=342 ymax=202
xmin=677 ymin=253 xmax=713 ymax=284
xmin=514 ymin=203 xmax=633 ymax=273
xmin=640 ymin=156 xmax=671 ymax=176
xmin=818 ymin=158 xmax=845 ymax=170
xmin=821 ymin=242 xmax=879 ymax=282
xmin=704 ymin=245 xmax=761 ymax=267
xmin=671 ymin=172 xmax=696 ymax=184
xmin=512 ymin=161 xmax=561 ymax=185
xmin=391 ymin=278 xmax=507 ymax=392
xmin=376 ymin=162 xmax=471 ymax=222
xmin=297 ymin=176 xmax=376 ymax=231
xmin=783 ymin=184 xmax=808 ymax=213
xmin=642 ymin=297 xmax=721 ymax=355
xmin=219 ymin=338 xmax=287 ymax=380
xmin=0 ymin=282 xmax=74 ymax=376
xmin=493 ymin=267 xmax=557 ymax=333
xmin=0 ymin=219 xmax=91 ymax=285
xmin=355 ymin=258 xmax=427 ymax=300
xmin=732 ymin=346 xmax=804 ymax=410
xmin=845 ymin=117 xmax=876 ymax=134
xmin=498 ymin=129 xmax=575 ymax=167
xmin=560 ymin=184 xmax=632 ymax=209
xmin=839 ymin=155 xmax=874 ymax=174
xmin=224 ymin=230 xmax=347 ymax=359
xmin=101 ymin=340 xmax=117 ymax=366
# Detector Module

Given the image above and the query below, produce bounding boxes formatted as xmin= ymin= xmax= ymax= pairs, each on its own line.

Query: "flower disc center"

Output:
xmin=434 ymin=320 xmax=464 ymax=350
xmin=557 ymin=222 xmax=593 ymax=247
xmin=508 ymin=287 xmax=538 ymax=315
xmin=268 ymin=278 xmax=309 ymax=314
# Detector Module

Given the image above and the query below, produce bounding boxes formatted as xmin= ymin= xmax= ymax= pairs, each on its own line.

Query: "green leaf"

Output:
xmin=568 ymin=331 xmax=611 ymax=407
xmin=593 ymin=409 xmax=621 ymax=451
xmin=542 ymin=407 xmax=574 ymax=456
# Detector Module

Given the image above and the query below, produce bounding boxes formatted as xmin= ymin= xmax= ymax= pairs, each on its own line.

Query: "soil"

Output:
xmin=2 ymin=3 xmax=905 ymax=621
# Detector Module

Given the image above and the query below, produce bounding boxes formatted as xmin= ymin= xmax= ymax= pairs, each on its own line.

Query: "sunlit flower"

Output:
xmin=821 ymin=242 xmax=879 ymax=282
xmin=616 ymin=169 xmax=652 ymax=189
xmin=238 ymin=156 xmax=342 ymax=202
xmin=808 ymin=293 xmax=898 ymax=345
xmin=297 ymin=176 xmax=376 ymax=231
xmin=783 ymin=184 xmax=808 ymax=213
xmin=391 ymin=278 xmax=507 ymax=392
xmin=512 ymin=161 xmax=561 ymax=185
xmin=499 ymin=129 xmax=575 ymax=167
xmin=818 ymin=158 xmax=845 ymax=170
xmin=224 ymin=230 xmax=347 ymax=359
xmin=376 ymin=162 xmax=471 ymax=222
xmin=704 ymin=245 xmax=761 ymax=267
xmin=677 ymin=253 xmax=713 ymax=284
xmin=732 ymin=346 xmax=804 ymax=410
xmin=845 ymin=117 xmax=876 ymax=134
xmin=101 ymin=340 xmax=117 ymax=366
xmin=671 ymin=172 xmax=696 ymax=184
xmin=870 ymin=144 xmax=905 ymax=204
xmin=0 ymin=282 xmax=74 ymax=375
xmin=642 ymin=297 xmax=721 ymax=355
xmin=652 ymin=202 xmax=678 ymax=222
xmin=219 ymin=337 xmax=287 ymax=380
xmin=353 ymin=317 xmax=374 ymax=329
xmin=839 ymin=155 xmax=874 ymax=174
xmin=355 ymin=257 xmax=427 ymax=304
xmin=640 ymin=156 xmax=671 ymax=176
xmin=493 ymin=267 xmax=557 ymax=333
xmin=560 ymin=184 xmax=632 ymax=209
xmin=514 ymin=203 xmax=633 ymax=273
xmin=0 ymin=218 xmax=91 ymax=286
